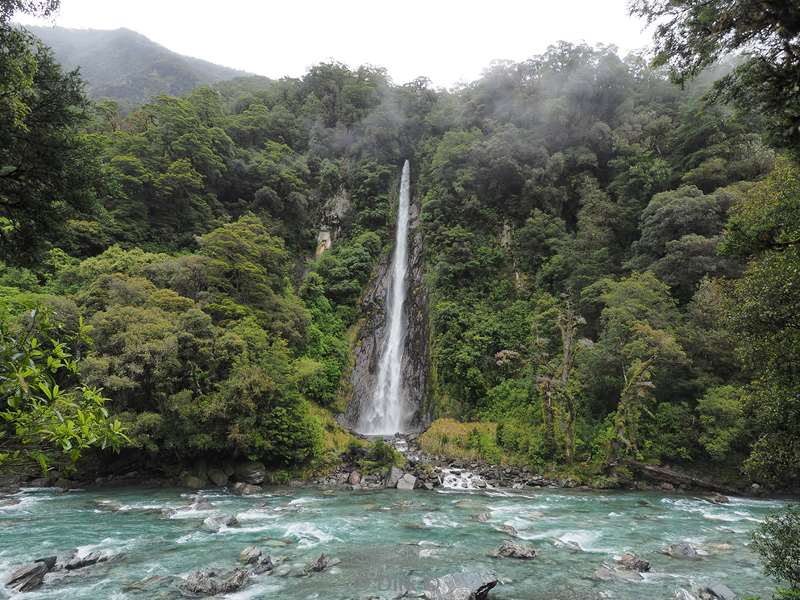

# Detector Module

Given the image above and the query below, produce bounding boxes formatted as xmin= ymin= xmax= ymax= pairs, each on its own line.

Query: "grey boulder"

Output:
xmin=231 ymin=482 xmax=262 ymax=496
xmin=239 ymin=546 xmax=273 ymax=574
xmin=592 ymin=564 xmax=644 ymax=583
xmin=65 ymin=551 xmax=122 ymax=570
xmin=386 ymin=466 xmax=404 ymax=488
xmin=617 ymin=552 xmax=650 ymax=572
xmin=234 ymin=461 xmax=266 ymax=485
xmin=700 ymin=583 xmax=736 ymax=600
xmin=425 ymin=570 xmax=498 ymax=600
xmin=179 ymin=568 xmax=250 ymax=596
xmin=207 ymin=468 xmax=228 ymax=487
xmin=203 ymin=515 xmax=239 ymax=531
xmin=5 ymin=557 xmax=56 ymax=592
xmin=662 ymin=542 xmax=700 ymax=560
xmin=397 ymin=473 xmax=417 ymax=490
xmin=307 ymin=553 xmax=340 ymax=573
xmin=495 ymin=540 xmax=536 ymax=560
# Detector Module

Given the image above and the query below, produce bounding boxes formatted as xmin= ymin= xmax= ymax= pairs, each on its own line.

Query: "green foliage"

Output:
xmin=751 ymin=506 xmax=800 ymax=597
xmin=358 ymin=439 xmax=405 ymax=474
xmin=0 ymin=25 xmax=98 ymax=264
xmin=696 ymin=385 xmax=745 ymax=461
xmin=631 ymin=0 xmax=800 ymax=148
xmin=0 ymin=309 xmax=127 ymax=473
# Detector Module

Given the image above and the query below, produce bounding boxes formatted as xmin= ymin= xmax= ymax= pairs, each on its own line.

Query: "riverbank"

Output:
xmin=2 ymin=431 xmax=787 ymax=505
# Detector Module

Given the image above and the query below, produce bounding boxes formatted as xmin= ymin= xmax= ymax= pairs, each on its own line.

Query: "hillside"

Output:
xmin=26 ymin=25 xmax=251 ymax=106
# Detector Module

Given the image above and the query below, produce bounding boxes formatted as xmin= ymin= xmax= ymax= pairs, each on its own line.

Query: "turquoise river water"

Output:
xmin=0 ymin=485 xmax=785 ymax=599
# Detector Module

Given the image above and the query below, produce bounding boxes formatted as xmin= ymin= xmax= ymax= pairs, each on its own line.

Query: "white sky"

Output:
xmin=18 ymin=0 xmax=653 ymax=88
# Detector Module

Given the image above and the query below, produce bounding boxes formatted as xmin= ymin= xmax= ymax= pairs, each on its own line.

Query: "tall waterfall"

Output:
xmin=358 ymin=160 xmax=411 ymax=435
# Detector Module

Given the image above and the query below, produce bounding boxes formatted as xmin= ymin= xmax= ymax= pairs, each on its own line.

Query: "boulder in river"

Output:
xmin=239 ymin=546 xmax=262 ymax=565
xmin=662 ymin=542 xmax=700 ymax=560
xmin=474 ymin=512 xmax=491 ymax=523
xmin=179 ymin=568 xmax=250 ymax=596
xmin=495 ymin=540 xmax=536 ymax=559
xmin=307 ymin=553 xmax=340 ymax=573
xmin=5 ymin=557 xmax=56 ymax=592
xmin=700 ymin=583 xmax=736 ymax=600
xmin=231 ymin=482 xmax=262 ymax=496
xmin=386 ymin=466 xmax=404 ymax=488
xmin=65 ymin=551 xmax=122 ymax=570
xmin=592 ymin=564 xmax=644 ymax=583
xmin=203 ymin=515 xmax=239 ymax=531
xmin=425 ymin=570 xmax=498 ymax=600
xmin=397 ymin=473 xmax=417 ymax=490
xmin=207 ymin=467 xmax=228 ymax=487
xmin=348 ymin=471 xmax=361 ymax=485
xmin=90 ymin=499 xmax=122 ymax=512
xmin=191 ymin=496 xmax=214 ymax=511
xmin=617 ymin=552 xmax=650 ymax=572
xmin=704 ymin=493 xmax=730 ymax=505
xmin=234 ymin=461 xmax=266 ymax=484
xmin=499 ymin=524 xmax=518 ymax=537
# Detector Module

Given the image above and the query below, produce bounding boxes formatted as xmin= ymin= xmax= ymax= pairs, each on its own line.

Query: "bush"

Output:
xmin=751 ymin=506 xmax=800 ymax=598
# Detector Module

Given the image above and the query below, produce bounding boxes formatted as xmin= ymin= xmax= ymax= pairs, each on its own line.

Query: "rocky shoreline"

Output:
xmin=0 ymin=433 xmax=782 ymax=499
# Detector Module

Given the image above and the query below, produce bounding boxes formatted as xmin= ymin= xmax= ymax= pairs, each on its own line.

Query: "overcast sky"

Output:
xmin=18 ymin=0 xmax=653 ymax=87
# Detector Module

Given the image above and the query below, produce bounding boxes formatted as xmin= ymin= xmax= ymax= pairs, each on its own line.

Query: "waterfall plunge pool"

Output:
xmin=0 ymin=485 xmax=781 ymax=599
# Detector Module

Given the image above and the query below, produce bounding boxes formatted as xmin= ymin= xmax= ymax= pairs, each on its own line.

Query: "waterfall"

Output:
xmin=357 ymin=160 xmax=411 ymax=435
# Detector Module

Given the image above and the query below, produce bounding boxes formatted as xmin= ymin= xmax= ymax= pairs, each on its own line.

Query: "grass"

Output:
xmin=419 ymin=418 xmax=507 ymax=463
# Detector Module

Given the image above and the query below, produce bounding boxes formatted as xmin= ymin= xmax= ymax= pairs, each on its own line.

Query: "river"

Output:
xmin=0 ymin=485 xmax=782 ymax=599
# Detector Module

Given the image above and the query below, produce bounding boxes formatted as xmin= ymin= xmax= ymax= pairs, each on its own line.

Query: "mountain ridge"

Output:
xmin=26 ymin=25 xmax=252 ymax=106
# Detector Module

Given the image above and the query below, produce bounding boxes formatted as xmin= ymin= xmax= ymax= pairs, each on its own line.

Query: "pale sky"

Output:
xmin=18 ymin=0 xmax=653 ymax=87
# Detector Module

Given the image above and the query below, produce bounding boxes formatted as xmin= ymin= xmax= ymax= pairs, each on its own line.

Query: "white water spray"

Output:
xmin=358 ymin=160 xmax=411 ymax=435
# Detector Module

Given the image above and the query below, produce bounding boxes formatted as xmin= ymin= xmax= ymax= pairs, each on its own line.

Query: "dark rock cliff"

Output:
xmin=344 ymin=196 xmax=431 ymax=432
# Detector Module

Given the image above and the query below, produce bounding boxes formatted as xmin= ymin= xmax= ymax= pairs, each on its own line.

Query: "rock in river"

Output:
xmin=700 ymin=583 xmax=737 ymax=600
xmin=307 ymin=553 xmax=340 ymax=573
xmin=662 ymin=542 xmax=700 ymax=560
xmin=203 ymin=515 xmax=239 ymax=531
xmin=180 ymin=568 xmax=250 ymax=596
xmin=704 ymin=493 xmax=730 ymax=505
xmin=231 ymin=482 xmax=262 ymax=496
xmin=592 ymin=564 xmax=644 ymax=583
xmin=5 ymin=557 xmax=56 ymax=592
xmin=65 ymin=551 xmax=123 ymax=570
xmin=207 ymin=467 xmax=228 ymax=487
xmin=386 ymin=466 xmax=404 ymax=488
xmin=425 ymin=570 xmax=498 ymax=600
xmin=617 ymin=552 xmax=650 ymax=572
xmin=495 ymin=540 xmax=536 ymax=560
xmin=234 ymin=461 xmax=266 ymax=485
xmin=396 ymin=473 xmax=417 ymax=490
xmin=239 ymin=546 xmax=273 ymax=574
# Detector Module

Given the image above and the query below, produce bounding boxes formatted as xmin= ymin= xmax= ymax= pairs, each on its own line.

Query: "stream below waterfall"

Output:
xmin=0 ymin=485 xmax=782 ymax=599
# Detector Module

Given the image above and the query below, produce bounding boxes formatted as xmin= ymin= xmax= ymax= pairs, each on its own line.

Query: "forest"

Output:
xmin=1 ymin=0 xmax=799 ymax=505
xmin=2 ymin=0 xmax=800 ymax=596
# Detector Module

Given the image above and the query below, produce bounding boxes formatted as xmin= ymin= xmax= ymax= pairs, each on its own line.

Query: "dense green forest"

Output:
xmin=1 ymin=0 xmax=798 ymax=508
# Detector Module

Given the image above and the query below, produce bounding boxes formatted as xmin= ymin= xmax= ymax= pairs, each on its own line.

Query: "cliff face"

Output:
xmin=344 ymin=196 xmax=431 ymax=432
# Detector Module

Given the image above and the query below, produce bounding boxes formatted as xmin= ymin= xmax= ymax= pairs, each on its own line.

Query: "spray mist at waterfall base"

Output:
xmin=357 ymin=160 xmax=412 ymax=436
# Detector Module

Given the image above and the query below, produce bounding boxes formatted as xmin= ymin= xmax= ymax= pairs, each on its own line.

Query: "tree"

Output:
xmin=751 ymin=506 xmax=800 ymax=598
xmin=0 ymin=0 xmax=59 ymax=22
xmin=631 ymin=0 xmax=800 ymax=148
xmin=0 ymin=27 xmax=99 ymax=264
xmin=607 ymin=323 xmax=686 ymax=465
xmin=720 ymin=159 xmax=800 ymax=485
